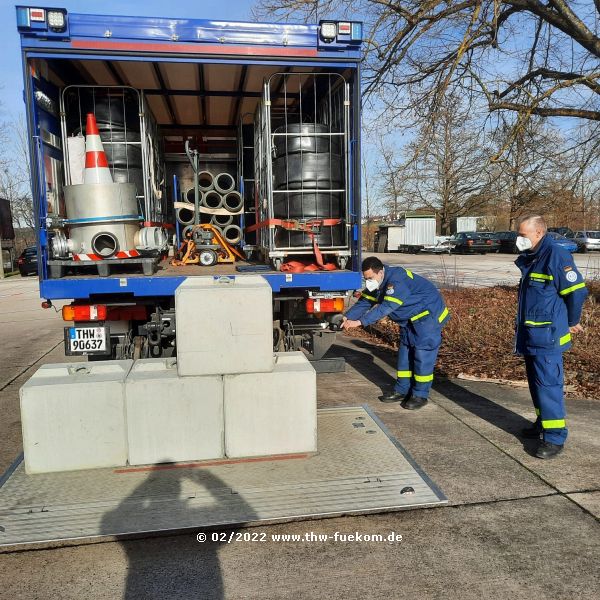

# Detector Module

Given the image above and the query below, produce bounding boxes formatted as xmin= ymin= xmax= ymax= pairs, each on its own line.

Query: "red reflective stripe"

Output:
xmin=74 ymin=253 xmax=102 ymax=261
xmin=71 ymin=40 xmax=319 ymax=57
xmin=143 ymin=221 xmax=175 ymax=230
xmin=85 ymin=150 xmax=109 ymax=168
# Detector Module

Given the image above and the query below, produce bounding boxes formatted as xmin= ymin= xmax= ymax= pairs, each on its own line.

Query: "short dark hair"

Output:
xmin=361 ymin=256 xmax=384 ymax=273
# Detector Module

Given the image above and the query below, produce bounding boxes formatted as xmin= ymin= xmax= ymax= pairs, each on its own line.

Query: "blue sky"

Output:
xmin=0 ymin=0 xmax=255 ymax=121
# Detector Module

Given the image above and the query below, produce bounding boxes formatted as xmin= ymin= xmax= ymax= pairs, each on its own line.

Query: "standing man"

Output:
xmin=515 ymin=215 xmax=588 ymax=459
xmin=343 ymin=257 xmax=449 ymax=410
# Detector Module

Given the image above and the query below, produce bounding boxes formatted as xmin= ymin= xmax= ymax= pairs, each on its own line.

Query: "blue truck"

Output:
xmin=16 ymin=5 xmax=363 ymax=364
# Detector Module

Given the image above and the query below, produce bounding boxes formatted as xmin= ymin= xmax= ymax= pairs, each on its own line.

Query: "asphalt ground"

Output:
xmin=0 ymin=272 xmax=598 ymax=600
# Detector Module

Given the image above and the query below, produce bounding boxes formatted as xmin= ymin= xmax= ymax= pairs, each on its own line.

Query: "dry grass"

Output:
xmin=348 ymin=282 xmax=600 ymax=398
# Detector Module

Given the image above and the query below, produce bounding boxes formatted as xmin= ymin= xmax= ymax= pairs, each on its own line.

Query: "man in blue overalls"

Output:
xmin=343 ymin=256 xmax=449 ymax=410
xmin=515 ymin=215 xmax=588 ymax=459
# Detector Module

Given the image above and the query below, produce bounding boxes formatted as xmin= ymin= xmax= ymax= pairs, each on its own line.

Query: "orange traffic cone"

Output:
xmin=83 ymin=113 xmax=113 ymax=185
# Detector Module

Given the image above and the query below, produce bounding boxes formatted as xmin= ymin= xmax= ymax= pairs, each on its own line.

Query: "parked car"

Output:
xmin=548 ymin=226 xmax=573 ymax=238
xmin=421 ymin=238 xmax=453 ymax=254
xmin=477 ymin=232 xmax=501 ymax=252
xmin=448 ymin=232 xmax=496 ymax=254
xmin=493 ymin=230 xmax=518 ymax=253
xmin=547 ymin=232 xmax=578 ymax=253
xmin=567 ymin=230 xmax=600 ymax=253
xmin=17 ymin=246 xmax=38 ymax=276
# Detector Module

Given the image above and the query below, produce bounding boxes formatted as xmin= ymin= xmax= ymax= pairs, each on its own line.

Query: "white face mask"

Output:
xmin=365 ymin=278 xmax=380 ymax=292
xmin=516 ymin=236 xmax=533 ymax=252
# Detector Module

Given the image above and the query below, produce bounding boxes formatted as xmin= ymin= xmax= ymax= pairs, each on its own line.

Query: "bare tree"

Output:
xmin=490 ymin=116 xmax=563 ymax=227
xmin=0 ymin=117 xmax=34 ymax=230
xmin=402 ymin=97 xmax=493 ymax=234
xmin=255 ymin=1 xmax=600 ymax=129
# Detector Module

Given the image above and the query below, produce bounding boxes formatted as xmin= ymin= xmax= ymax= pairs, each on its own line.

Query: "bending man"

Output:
xmin=343 ymin=257 xmax=449 ymax=410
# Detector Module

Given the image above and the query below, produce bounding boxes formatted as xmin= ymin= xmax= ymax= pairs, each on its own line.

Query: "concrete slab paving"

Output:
xmin=0 ymin=496 xmax=597 ymax=600
xmin=332 ymin=336 xmax=600 ymax=497
xmin=567 ymin=492 xmax=600 ymax=519
xmin=432 ymin=378 xmax=600 ymax=494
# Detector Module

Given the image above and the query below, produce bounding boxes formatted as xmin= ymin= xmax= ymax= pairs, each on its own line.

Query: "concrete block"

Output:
xmin=125 ymin=358 xmax=224 ymax=465
xmin=175 ymin=275 xmax=274 ymax=376
xmin=20 ymin=361 xmax=132 ymax=474
xmin=224 ymin=352 xmax=317 ymax=458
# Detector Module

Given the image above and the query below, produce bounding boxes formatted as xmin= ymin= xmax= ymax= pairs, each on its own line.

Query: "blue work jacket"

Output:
xmin=515 ymin=234 xmax=588 ymax=355
xmin=345 ymin=265 xmax=449 ymax=348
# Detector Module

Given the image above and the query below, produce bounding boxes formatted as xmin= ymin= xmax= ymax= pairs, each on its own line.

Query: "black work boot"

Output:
xmin=521 ymin=422 xmax=542 ymax=439
xmin=535 ymin=441 xmax=564 ymax=459
xmin=379 ymin=391 xmax=405 ymax=403
xmin=401 ymin=396 xmax=428 ymax=410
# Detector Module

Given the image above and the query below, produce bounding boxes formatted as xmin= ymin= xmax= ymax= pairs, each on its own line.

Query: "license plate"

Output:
xmin=64 ymin=326 xmax=110 ymax=355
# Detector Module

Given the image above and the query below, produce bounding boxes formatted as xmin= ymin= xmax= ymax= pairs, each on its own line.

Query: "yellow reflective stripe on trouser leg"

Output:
xmin=438 ymin=307 xmax=449 ymax=323
xmin=559 ymin=333 xmax=571 ymax=345
xmin=542 ymin=419 xmax=566 ymax=429
xmin=410 ymin=310 xmax=430 ymax=321
xmin=397 ymin=370 xmax=412 ymax=378
xmin=384 ymin=296 xmax=403 ymax=305
xmin=414 ymin=373 xmax=434 ymax=383
xmin=535 ymin=408 xmax=540 ymax=416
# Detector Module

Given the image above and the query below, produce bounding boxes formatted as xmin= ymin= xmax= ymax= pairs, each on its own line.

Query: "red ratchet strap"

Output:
xmin=244 ymin=217 xmax=342 ymax=233
xmin=246 ymin=217 xmax=342 ymax=273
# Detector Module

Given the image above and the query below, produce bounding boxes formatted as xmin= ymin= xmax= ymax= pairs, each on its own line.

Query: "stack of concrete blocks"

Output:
xmin=19 ymin=275 xmax=317 ymax=474
xmin=20 ymin=361 xmax=132 ymax=474
xmin=175 ymin=276 xmax=317 ymax=459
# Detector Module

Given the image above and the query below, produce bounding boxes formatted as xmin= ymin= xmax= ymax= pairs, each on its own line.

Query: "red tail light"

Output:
xmin=62 ymin=304 xmax=108 ymax=321
xmin=17 ymin=258 xmax=24 ymax=265
xmin=486 ymin=240 xmax=492 ymax=245
xmin=306 ymin=298 xmax=345 ymax=313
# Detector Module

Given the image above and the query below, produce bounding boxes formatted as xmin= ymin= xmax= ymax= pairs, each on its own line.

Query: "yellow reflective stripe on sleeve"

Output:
xmin=524 ymin=320 xmax=552 ymax=326
xmin=360 ymin=293 xmax=377 ymax=302
xmin=535 ymin=408 xmax=540 ymax=416
xmin=404 ymin=268 xmax=414 ymax=279
xmin=397 ymin=370 xmax=412 ymax=378
xmin=384 ymin=295 xmax=404 ymax=305
xmin=410 ymin=310 xmax=430 ymax=321
xmin=559 ymin=282 xmax=586 ymax=296
xmin=438 ymin=307 xmax=449 ymax=323
xmin=530 ymin=273 xmax=554 ymax=280
xmin=559 ymin=333 xmax=571 ymax=345
xmin=414 ymin=373 xmax=434 ymax=383
xmin=542 ymin=419 xmax=566 ymax=429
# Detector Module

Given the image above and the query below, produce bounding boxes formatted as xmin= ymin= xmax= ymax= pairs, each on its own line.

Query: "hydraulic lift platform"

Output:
xmin=0 ymin=406 xmax=446 ymax=551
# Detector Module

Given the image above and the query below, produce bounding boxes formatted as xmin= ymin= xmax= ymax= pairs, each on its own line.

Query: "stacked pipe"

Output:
xmin=176 ymin=171 xmax=244 ymax=244
xmin=271 ymin=123 xmax=344 ymax=248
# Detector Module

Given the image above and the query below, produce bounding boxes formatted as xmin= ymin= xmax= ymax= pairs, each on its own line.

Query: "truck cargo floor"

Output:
xmin=0 ymin=406 xmax=446 ymax=551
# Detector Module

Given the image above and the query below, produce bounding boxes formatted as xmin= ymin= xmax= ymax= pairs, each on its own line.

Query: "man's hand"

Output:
xmin=569 ymin=323 xmax=584 ymax=334
xmin=342 ymin=319 xmax=362 ymax=330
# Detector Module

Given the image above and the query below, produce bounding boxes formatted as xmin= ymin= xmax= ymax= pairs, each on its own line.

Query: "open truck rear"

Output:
xmin=0 ymin=7 xmax=447 ymax=551
xmin=17 ymin=6 xmax=364 ymax=364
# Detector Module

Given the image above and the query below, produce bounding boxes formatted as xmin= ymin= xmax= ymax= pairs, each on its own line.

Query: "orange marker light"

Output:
xmin=62 ymin=304 xmax=107 ymax=321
